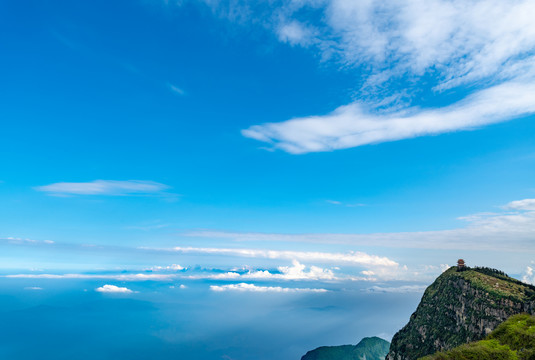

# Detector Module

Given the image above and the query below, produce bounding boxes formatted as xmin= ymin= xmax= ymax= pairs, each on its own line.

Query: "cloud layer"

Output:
xmin=184 ymin=198 xmax=535 ymax=251
xmin=190 ymin=260 xmax=349 ymax=282
xmin=210 ymin=282 xmax=328 ymax=293
xmin=5 ymin=197 xmax=534 ymax=284
xmin=145 ymin=245 xmax=398 ymax=267
xmin=366 ymin=285 xmax=427 ymax=294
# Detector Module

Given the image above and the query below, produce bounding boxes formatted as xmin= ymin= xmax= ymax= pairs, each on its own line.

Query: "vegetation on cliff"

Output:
xmin=301 ymin=336 xmax=390 ymax=360
xmin=420 ymin=313 xmax=535 ymax=360
xmin=387 ymin=267 xmax=535 ymax=360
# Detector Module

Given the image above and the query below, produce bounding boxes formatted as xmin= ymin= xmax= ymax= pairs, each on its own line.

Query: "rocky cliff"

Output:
xmin=420 ymin=313 xmax=535 ymax=360
xmin=386 ymin=267 xmax=535 ymax=360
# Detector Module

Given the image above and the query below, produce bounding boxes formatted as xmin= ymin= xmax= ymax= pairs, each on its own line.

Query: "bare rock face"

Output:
xmin=386 ymin=267 xmax=535 ymax=360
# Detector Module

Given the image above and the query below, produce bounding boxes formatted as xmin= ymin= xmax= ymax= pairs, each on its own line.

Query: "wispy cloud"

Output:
xmin=228 ymin=0 xmax=535 ymax=153
xmin=273 ymin=0 xmax=535 ymax=89
xmin=277 ymin=20 xmax=315 ymax=46
xmin=366 ymin=285 xmax=427 ymax=294
xmin=24 ymin=286 xmax=43 ymax=291
xmin=242 ymin=81 xmax=535 ymax=153
xmin=126 ymin=224 xmax=170 ymax=231
xmin=154 ymin=1 xmax=535 ymax=153
xmin=1 ymin=237 xmax=54 ymax=245
xmin=326 ymin=200 xmax=365 ymax=207
xmin=210 ymin=282 xmax=328 ymax=293
xmin=183 ymin=197 xmax=535 ymax=252
xmin=167 ymin=83 xmax=186 ymax=95
xmin=35 ymin=180 xmax=171 ymax=196
xmin=6 ymin=273 xmax=175 ymax=281
xmin=96 ymin=284 xmax=133 ymax=293
xmin=185 ymin=0 xmax=535 ymax=87
xmin=142 ymin=246 xmax=398 ymax=267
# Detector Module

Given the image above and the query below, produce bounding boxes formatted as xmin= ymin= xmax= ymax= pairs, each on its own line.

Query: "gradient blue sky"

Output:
xmin=1 ymin=0 xmax=535 ymax=358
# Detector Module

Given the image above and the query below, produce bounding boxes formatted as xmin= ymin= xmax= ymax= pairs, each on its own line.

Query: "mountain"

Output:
xmin=386 ymin=266 xmax=535 ymax=360
xmin=420 ymin=313 xmax=535 ymax=360
xmin=301 ymin=336 xmax=390 ymax=360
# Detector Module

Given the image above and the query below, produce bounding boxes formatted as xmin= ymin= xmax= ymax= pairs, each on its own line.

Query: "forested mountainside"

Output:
xmin=301 ymin=336 xmax=390 ymax=360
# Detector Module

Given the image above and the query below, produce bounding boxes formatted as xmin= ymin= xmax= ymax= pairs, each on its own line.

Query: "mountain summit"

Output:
xmin=387 ymin=266 xmax=535 ymax=360
xmin=301 ymin=336 xmax=390 ymax=360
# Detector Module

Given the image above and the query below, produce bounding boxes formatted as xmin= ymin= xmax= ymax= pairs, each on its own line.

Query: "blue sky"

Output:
xmin=1 ymin=0 xmax=535 ymax=358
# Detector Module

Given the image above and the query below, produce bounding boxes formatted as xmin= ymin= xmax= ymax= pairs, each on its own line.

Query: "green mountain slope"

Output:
xmin=387 ymin=267 xmax=535 ymax=360
xmin=301 ymin=336 xmax=390 ymax=360
xmin=420 ymin=313 xmax=535 ymax=360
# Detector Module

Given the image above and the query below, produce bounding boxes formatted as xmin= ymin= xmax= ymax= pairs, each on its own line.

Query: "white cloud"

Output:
xmin=210 ymin=282 xmax=328 ymax=293
xmin=522 ymin=265 xmax=535 ymax=285
xmin=96 ymin=284 xmax=133 ymax=293
xmin=366 ymin=285 xmax=427 ymax=293
xmin=24 ymin=286 xmax=43 ymax=290
xmin=505 ymin=199 xmax=535 ymax=211
xmin=35 ymin=180 xmax=170 ymax=196
xmin=242 ymin=81 xmax=535 ymax=153
xmin=147 ymin=264 xmax=185 ymax=271
xmin=277 ymin=21 xmax=315 ymax=46
xmin=276 ymin=260 xmax=334 ymax=280
xmin=144 ymin=246 xmax=398 ymax=267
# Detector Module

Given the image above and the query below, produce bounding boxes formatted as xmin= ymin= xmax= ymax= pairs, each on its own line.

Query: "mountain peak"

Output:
xmin=386 ymin=266 xmax=535 ymax=360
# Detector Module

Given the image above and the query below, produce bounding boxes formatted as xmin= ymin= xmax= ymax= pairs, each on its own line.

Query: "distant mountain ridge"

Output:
xmin=301 ymin=336 xmax=390 ymax=360
xmin=386 ymin=266 xmax=535 ymax=360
